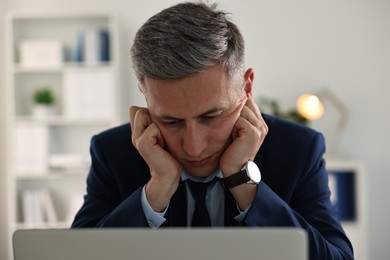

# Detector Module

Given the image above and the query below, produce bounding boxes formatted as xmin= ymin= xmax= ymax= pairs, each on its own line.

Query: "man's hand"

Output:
xmin=129 ymin=106 xmax=182 ymax=212
xmin=219 ymin=98 xmax=268 ymax=210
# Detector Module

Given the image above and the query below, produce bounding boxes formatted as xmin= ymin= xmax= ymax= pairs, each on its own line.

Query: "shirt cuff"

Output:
xmin=234 ymin=204 xmax=251 ymax=223
xmin=140 ymin=185 xmax=168 ymax=228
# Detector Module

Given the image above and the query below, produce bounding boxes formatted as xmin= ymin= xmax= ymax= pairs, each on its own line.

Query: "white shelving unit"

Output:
xmin=5 ymin=10 xmax=119 ymax=259
xmin=326 ymin=159 xmax=367 ymax=260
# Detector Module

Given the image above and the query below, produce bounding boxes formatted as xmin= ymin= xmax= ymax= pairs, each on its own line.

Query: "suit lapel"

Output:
xmin=224 ymin=189 xmax=240 ymax=226
xmin=162 ymin=181 xmax=187 ymax=227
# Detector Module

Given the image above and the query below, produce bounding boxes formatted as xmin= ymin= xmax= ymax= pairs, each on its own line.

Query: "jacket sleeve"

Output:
xmin=71 ymin=135 xmax=149 ymax=228
xmin=244 ymin=133 xmax=354 ymax=260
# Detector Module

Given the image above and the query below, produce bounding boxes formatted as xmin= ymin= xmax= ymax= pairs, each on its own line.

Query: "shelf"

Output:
xmin=6 ymin=11 xmax=119 ymax=259
xmin=15 ymin=116 xmax=116 ymax=126
xmin=9 ymin=10 xmax=113 ymax=20
xmin=16 ymin=170 xmax=88 ymax=181
xmin=13 ymin=62 xmax=114 ymax=73
xmin=16 ymin=221 xmax=72 ymax=230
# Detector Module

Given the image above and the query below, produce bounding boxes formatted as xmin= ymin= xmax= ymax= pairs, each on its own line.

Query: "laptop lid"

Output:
xmin=13 ymin=228 xmax=308 ymax=260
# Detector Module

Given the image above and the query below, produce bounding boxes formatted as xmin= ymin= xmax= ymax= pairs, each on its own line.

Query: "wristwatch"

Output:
xmin=222 ymin=160 xmax=261 ymax=189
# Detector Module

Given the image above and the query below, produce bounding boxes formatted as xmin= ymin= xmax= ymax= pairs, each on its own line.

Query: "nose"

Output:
xmin=183 ymin=121 xmax=208 ymax=158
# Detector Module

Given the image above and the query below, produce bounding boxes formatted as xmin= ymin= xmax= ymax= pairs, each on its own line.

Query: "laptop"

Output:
xmin=13 ymin=228 xmax=308 ymax=260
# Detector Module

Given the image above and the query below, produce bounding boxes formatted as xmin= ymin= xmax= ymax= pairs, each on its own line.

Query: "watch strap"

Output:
xmin=222 ymin=169 xmax=250 ymax=189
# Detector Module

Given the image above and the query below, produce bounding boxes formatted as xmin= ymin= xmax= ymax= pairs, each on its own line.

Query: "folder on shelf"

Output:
xmin=63 ymin=70 xmax=115 ymax=120
xmin=14 ymin=124 xmax=49 ymax=175
xmin=84 ymin=29 xmax=99 ymax=65
xmin=22 ymin=189 xmax=44 ymax=225
xmin=19 ymin=40 xmax=63 ymax=69
xmin=49 ymin=153 xmax=90 ymax=171
xmin=22 ymin=189 xmax=58 ymax=225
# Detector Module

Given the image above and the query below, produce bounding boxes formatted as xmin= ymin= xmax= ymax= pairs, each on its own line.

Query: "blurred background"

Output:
xmin=0 ymin=0 xmax=389 ymax=259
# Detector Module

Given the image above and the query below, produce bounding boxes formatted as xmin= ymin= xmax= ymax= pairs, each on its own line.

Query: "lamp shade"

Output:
xmin=296 ymin=94 xmax=324 ymax=120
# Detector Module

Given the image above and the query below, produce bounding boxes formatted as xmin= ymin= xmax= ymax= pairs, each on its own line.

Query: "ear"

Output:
xmin=243 ymin=68 xmax=254 ymax=98
xmin=138 ymin=83 xmax=145 ymax=94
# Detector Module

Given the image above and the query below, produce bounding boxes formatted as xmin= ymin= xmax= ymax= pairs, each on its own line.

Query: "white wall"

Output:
xmin=1 ymin=0 xmax=389 ymax=259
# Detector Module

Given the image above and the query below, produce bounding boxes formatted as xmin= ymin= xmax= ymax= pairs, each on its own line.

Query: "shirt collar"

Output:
xmin=181 ymin=168 xmax=223 ymax=183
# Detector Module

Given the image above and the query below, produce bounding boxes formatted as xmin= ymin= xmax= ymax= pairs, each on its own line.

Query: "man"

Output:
xmin=72 ymin=2 xmax=353 ymax=259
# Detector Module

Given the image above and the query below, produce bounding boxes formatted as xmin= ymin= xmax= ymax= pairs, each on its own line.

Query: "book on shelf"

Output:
xmin=21 ymin=188 xmax=58 ymax=225
xmin=73 ymin=31 xmax=84 ymax=63
xmin=98 ymin=29 xmax=110 ymax=62
xmin=328 ymin=171 xmax=356 ymax=221
xmin=72 ymin=28 xmax=110 ymax=65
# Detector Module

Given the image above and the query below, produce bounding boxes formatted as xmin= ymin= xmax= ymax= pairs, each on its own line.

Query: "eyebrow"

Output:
xmin=158 ymin=107 xmax=224 ymax=121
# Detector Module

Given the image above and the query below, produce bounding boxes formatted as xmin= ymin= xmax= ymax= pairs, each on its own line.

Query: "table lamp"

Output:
xmin=296 ymin=94 xmax=324 ymax=120
xmin=296 ymin=89 xmax=348 ymax=157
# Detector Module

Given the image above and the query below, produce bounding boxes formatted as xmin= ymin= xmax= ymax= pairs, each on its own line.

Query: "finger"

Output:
xmin=129 ymin=106 xmax=137 ymax=133
xmin=131 ymin=108 xmax=152 ymax=145
xmin=244 ymin=99 xmax=267 ymax=126
xmin=240 ymin=105 xmax=261 ymax=129
xmin=134 ymin=109 xmax=152 ymax=136
xmin=129 ymin=106 xmax=151 ymax=131
xmin=244 ymin=98 xmax=262 ymax=119
xmin=142 ymin=122 xmax=165 ymax=148
xmin=239 ymin=105 xmax=268 ymax=137
xmin=129 ymin=106 xmax=141 ymax=131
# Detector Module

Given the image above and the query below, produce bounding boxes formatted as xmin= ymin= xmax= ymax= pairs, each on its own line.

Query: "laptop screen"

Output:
xmin=13 ymin=228 xmax=308 ymax=260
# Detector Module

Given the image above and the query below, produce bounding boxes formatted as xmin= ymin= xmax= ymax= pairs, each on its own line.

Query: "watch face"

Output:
xmin=247 ymin=161 xmax=261 ymax=183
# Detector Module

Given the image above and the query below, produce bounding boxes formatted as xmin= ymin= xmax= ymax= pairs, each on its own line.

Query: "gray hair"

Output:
xmin=130 ymin=1 xmax=245 ymax=87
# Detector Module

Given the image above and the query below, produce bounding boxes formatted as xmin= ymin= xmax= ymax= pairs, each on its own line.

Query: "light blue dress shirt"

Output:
xmin=141 ymin=169 xmax=249 ymax=228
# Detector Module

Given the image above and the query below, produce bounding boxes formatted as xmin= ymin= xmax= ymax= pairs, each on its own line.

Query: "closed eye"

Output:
xmin=161 ymin=119 xmax=184 ymax=127
xmin=200 ymin=112 xmax=222 ymax=122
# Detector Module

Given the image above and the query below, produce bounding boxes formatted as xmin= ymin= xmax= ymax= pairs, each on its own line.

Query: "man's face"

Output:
xmin=142 ymin=66 xmax=248 ymax=178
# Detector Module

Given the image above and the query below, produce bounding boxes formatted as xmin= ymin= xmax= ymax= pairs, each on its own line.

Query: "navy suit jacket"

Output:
xmin=72 ymin=114 xmax=354 ymax=259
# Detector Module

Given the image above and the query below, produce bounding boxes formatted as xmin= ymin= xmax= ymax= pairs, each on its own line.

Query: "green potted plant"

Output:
xmin=257 ymin=96 xmax=308 ymax=125
xmin=32 ymin=87 xmax=56 ymax=118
